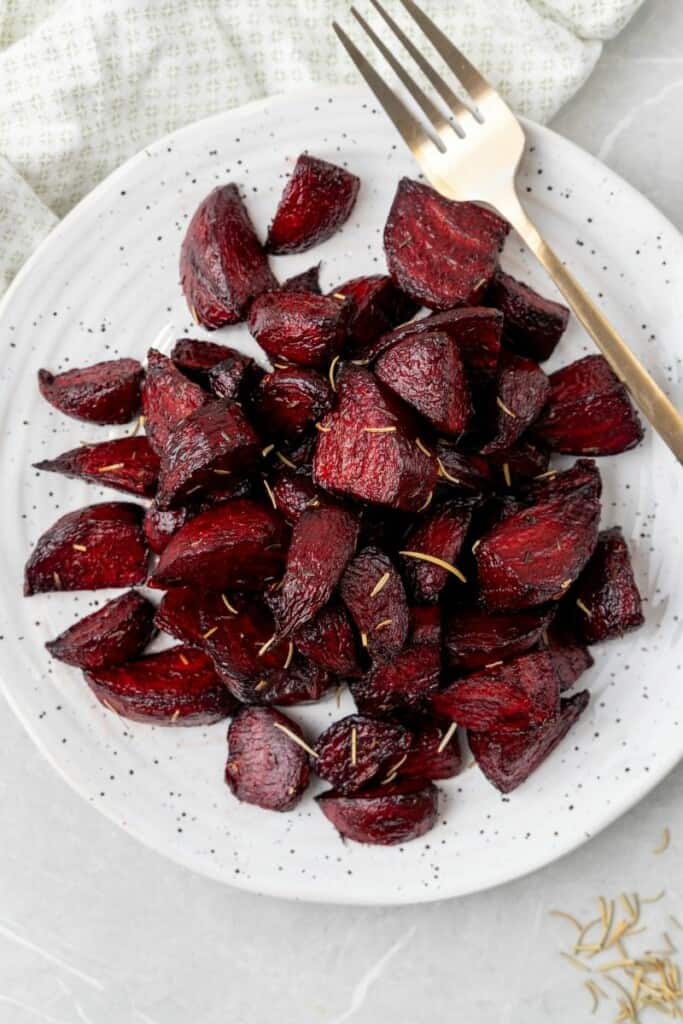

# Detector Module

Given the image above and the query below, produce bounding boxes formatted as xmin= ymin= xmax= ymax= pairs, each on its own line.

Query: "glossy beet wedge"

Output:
xmin=398 ymin=716 xmax=463 ymax=781
xmin=571 ymin=527 xmax=644 ymax=644
xmin=340 ymin=546 xmax=409 ymax=663
xmin=226 ymin=707 xmax=311 ymax=810
xmin=154 ymin=586 xmax=207 ymax=645
xmin=313 ymin=365 xmax=437 ymax=513
xmin=248 ymin=291 xmax=349 ymax=369
xmin=24 ymin=503 xmax=148 ymax=595
xmin=180 ymin=183 xmax=277 ymax=328
xmin=535 ymin=354 xmax=643 ymax=455
xmin=469 ymin=690 xmax=590 ymax=793
xmin=384 ymin=178 xmax=509 ymax=310
xmin=150 ymin=499 xmax=287 ymax=591
xmin=34 ymin=437 xmax=160 ymax=498
xmin=38 ymin=358 xmax=143 ymax=424
xmin=267 ymin=154 xmax=360 ymax=254
xmin=253 ymin=367 xmax=331 ymax=441
xmin=46 ymin=591 xmax=156 ymax=670
xmin=481 ymin=351 xmax=550 ymax=454
xmin=268 ymin=505 xmax=359 ymax=637
xmin=206 ymin=349 xmax=259 ymax=401
xmin=295 ymin=602 xmax=362 ymax=677
xmin=85 ymin=645 xmax=237 ymax=725
xmin=351 ymin=643 xmax=441 ymax=715
xmin=314 ymin=714 xmax=411 ymax=794
xmin=400 ymin=501 xmax=472 ymax=603
xmin=331 ymin=275 xmax=418 ymax=358
xmin=375 ymin=329 xmax=472 ymax=436
xmin=317 ymin=777 xmax=438 ymax=845
xmin=486 ymin=268 xmax=569 ymax=362
xmin=270 ymin=468 xmax=320 ymax=524
xmin=444 ymin=606 xmax=554 ymax=671
xmin=374 ymin=306 xmax=503 ymax=379
xmin=171 ymin=337 xmax=232 ymax=383
xmin=142 ymin=349 xmax=206 ymax=456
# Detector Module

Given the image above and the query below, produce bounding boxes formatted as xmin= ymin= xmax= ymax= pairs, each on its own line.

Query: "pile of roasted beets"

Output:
xmin=25 ymin=153 xmax=645 ymax=846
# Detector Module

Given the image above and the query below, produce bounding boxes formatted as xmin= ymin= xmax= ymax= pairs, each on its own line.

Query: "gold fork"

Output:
xmin=333 ymin=0 xmax=683 ymax=463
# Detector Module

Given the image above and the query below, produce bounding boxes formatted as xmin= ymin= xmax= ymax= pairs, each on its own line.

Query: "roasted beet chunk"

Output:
xmin=434 ymin=651 xmax=561 ymax=732
xmin=400 ymin=501 xmax=471 ymax=602
xmin=486 ymin=268 xmax=569 ymax=362
xmin=331 ymin=275 xmax=418 ymax=357
xmin=180 ymin=183 xmax=277 ymax=328
xmin=475 ymin=485 xmax=600 ymax=610
xmin=206 ymin=352 xmax=258 ymax=405
xmin=248 ymin=291 xmax=349 ymax=369
xmin=85 ymin=645 xmax=236 ymax=725
xmin=270 ymin=468 xmax=320 ymax=524
xmin=409 ymin=605 xmax=442 ymax=646
xmin=444 ymin=606 xmax=553 ymax=671
xmin=46 ymin=591 xmax=155 ymax=670
xmin=351 ymin=644 xmax=441 ymax=714
xmin=34 ymin=437 xmax=160 ymax=498
xmin=519 ymin=458 xmax=601 ymax=505
xmin=375 ymin=307 xmax=503 ymax=380
xmin=314 ymin=714 xmax=411 ymax=793
xmin=375 ymin=330 xmax=471 ymax=435
xmin=282 ymin=263 xmax=322 ymax=294
xmin=295 ymin=602 xmax=361 ymax=677
xmin=225 ymin=707 xmax=311 ymax=810
xmin=268 ymin=505 xmax=359 ymax=636
xmin=384 ymin=178 xmax=509 ymax=310
xmin=317 ymin=777 xmax=438 ymax=845
xmin=156 ymin=399 xmax=260 ymax=508
xmin=433 ymin=443 xmax=494 ymax=495
xmin=267 ymin=154 xmax=360 ymax=254
xmin=399 ymin=716 xmax=463 ymax=780
xmin=313 ymin=365 xmax=437 ymax=512
xmin=38 ymin=358 xmax=143 ymax=424
xmin=571 ymin=527 xmax=644 ymax=643
xmin=142 ymin=503 xmax=190 ymax=554
xmin=150 ymin=499 xmax=286 ymax=591
xmin=469 ymin=690 xmax=590 ymax=793
xmin=340 ymin=546 xmax=409 ymax=662
xmin=253 ymin=367 xmax=331 ymax=441
xmin=142 ymin=349 xmax=206 ymax=456
xmin=24 ymin=503 xmax=147 ymax=595
xmin=482 ymin=351 xmax=550 ymax=453
xmin=535 ymin=355 xmax=643 ymax=455
xmin=154 ymin=587 xmax=210 ymax=645
xmin=486 ymin=438 xmax=550 ymax=485
xmin=548 ymin=643 xmax=594 ymax=691
xmin=171 ymin=337 xmax=232 ymax=383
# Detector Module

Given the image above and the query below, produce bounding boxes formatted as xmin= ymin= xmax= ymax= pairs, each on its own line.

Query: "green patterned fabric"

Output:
xmin=0 ymin=0 xmax=645 ymax=294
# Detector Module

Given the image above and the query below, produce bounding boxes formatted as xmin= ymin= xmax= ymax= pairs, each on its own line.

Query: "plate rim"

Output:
xmin=1 ymin=83 xmax=682 ymax=905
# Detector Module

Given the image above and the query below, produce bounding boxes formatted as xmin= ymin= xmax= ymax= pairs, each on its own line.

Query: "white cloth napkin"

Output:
xmin=0 ymin=0 xmax=645 ymax=296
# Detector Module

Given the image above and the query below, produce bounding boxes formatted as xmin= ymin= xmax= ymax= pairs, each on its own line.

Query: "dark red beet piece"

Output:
xmin=434 ymin=443 xmax=494 ymax=495
xmin=85 ymin=645 xmax=236 ymax=725
xmin=141 ymin=349 xmax=206 ymax=456
xmin=253 ymin=367 xmax=331 ymax=441
xmin=469 ymin=690 xmax=590 ymax=793
xmin=206 ymin=349 xmax=258 ymax=401
xmin=384 ymin=178 xmax=509 ymax=310
xmin=548 ymin=643 xmax=594 ymax=691
xmin=226 ymin=707 xmax=311 ymax=810
xmin=171 ymin=338 xmax=231 ymax=383
xmin=34 ymin=437 xmax=160 ymax=498
xmin=317 ymin=777 xmax=438 ymax=845
xmin=375 ymin=329 xmax=471 ymax=435
xmin=295 ymin=603 xmax=362 ymax=677
xmin=270 ymin=468 xmax=320 ymax=524
xmin=281 ymin=264 xmax=322 ymax=294
xmin=156 ymin=399 xmax=260 ymax=508
xmin=267 ymin=154 xmax=360 ymax=254
xmin=143 ymin=503 xmax=190 ymax=554
xmin=571 ymin=527 xmax=644 ymax=643
xmin=24 ymin=503 xmax=147 ymax=595
xmin=434 ymin=651 xmax=561 ymax=732
xmin=340 ymin=546 xmax=409 ymax=663
xmin=46 ymin=591 xmax=156 ymax=670
xmin=38 ymin=359 xmax=143 ymax=425
xmin=330 ymin=275 xmax=418 ymax=357
xmin=248 ymin=291 xmax=349 ymax=369
xmin=221 ymin=655 xmax=330 ymax=707
xmin=400 ymin=501 xmax=472 ymax=602
xmin=398 ymin=716 xmax=463 ymax=781
xmin=154 ymin=587 xmax=208 ymax=645
xmin=409 ymin=606 xmax=442 ymax=646
xmin=373 ymin=306 xmax=503 ymax=379
xmin=268 ymin=505 xmax=359 ymax=636
xmin=486 ymin=268 xmax=569 ymax=362
xmin=476 ymin=486 xmax=599 ymax=611
xmin=150 ymin=499 xmax=287 ymax=591
xmin=519 ymin=458 xmax=601 ymax=505
xmin=535 ymin=355 xmax=643 ymax=455
xmin=481 ymin=351 xmax=550 ymax=453
xmin=351 ymin=644 xmax=441 ymax=714
xmin=313 ymin=365 xmax=437 ymax=512
xmin=314 ymin=714 xmax=411 ymax=794
xmin=444 ymin=606 xmax=554 ymax=671
xmin=180 ymin=183 xmax=277 ymax=328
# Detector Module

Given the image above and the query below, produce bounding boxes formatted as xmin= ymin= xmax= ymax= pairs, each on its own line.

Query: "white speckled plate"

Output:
xmin=0 ymin=86 xmax=681 ymax=905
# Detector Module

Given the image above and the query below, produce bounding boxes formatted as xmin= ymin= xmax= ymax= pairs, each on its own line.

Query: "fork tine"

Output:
xmin=332 ymin=21 xmax=438 ymax=157
xmin=398 ymin=0 xmax=507 ymax=112
xmin=350 ymin=6 xmax=451 ymax=145
xmin=368 ymin=0 xmax=473 ymax=132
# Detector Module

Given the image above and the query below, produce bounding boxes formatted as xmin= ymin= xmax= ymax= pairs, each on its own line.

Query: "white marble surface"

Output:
xmin=1 ymin=2 xmax=682 ymax=1021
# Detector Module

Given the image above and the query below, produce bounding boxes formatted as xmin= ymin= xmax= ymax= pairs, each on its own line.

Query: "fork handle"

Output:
xmin=496 ymin=189 xmax=683 ymax=464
